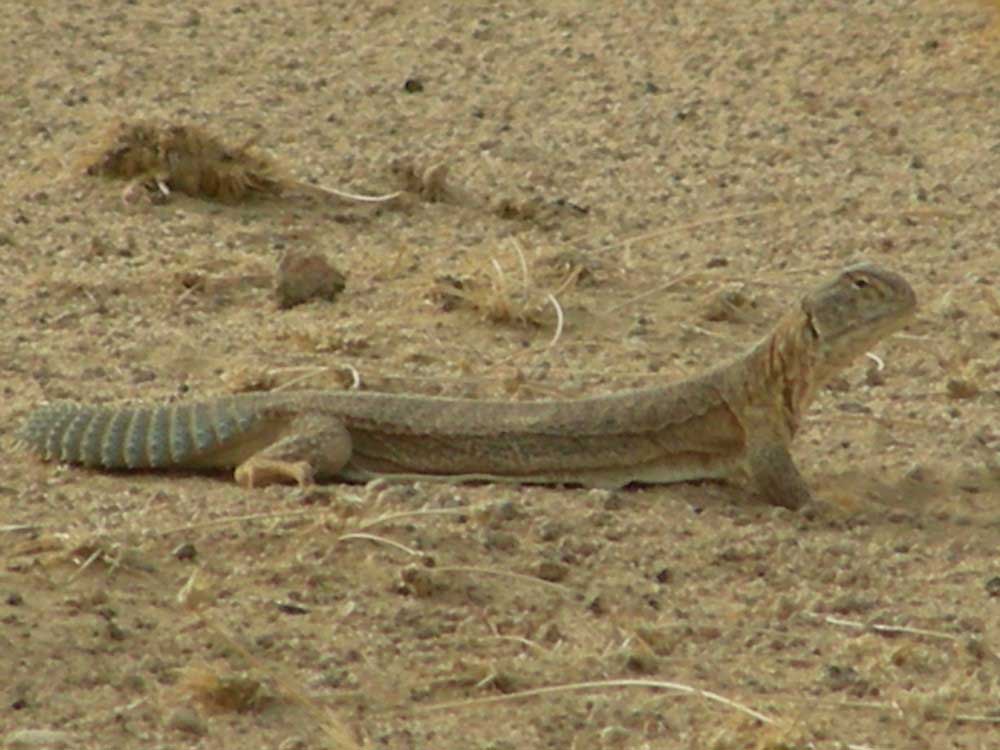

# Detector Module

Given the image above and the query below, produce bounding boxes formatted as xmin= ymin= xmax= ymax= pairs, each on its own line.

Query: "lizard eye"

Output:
xmin=852 ymin=276 xmax=870 ymax=289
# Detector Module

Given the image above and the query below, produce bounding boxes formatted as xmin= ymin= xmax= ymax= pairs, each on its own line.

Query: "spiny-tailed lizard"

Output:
xmin=18 ymin=262 xmax=916 ymax=510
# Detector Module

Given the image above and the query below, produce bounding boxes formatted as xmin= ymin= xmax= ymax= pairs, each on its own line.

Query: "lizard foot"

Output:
xmin=748 ymin=443 xmax=812 ymax=511
xmin=235 ymin=458 xmax=315 ymax=488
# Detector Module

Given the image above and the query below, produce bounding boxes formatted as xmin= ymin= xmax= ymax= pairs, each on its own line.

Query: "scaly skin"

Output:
xmin=19 ymin=262 xmax=917 ymax=509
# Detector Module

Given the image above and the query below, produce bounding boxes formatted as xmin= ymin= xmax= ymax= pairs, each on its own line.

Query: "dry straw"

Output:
xmin=79 ymin=119 xmax=401 ymax=205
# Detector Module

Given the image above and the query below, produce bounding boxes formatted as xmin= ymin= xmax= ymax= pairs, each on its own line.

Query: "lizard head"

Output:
xmin=800 ymin=262 xmax=917 ymax=378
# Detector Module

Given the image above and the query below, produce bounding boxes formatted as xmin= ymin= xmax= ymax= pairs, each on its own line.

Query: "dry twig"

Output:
xmin=403 ymin=677 xmax=775 ymax=725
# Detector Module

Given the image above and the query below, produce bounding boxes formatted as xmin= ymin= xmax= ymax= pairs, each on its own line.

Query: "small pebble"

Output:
xmin=166 ymin=706 xmax=208 ymax=736
xmin=946 ymin=378 xmax=979 ymax=400
xmin=274 ymin=249 xmax=346 ymax=309
xmin=536 ymin=560 xmax=569 ymax=582
xmin=275 ymin=601 xmax=310 ymax=615
xmin=985 ymin=576 xmax=1000 ymax=598
xmin=600 ymin=725 xmax=631 ymax=746
xmin=172 ymin=542 xmax=197 ymax=561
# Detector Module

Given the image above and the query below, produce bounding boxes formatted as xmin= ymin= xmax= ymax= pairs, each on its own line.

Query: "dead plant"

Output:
xmin=429 ymin=239 xmax=583 ymax=340
xmin=79 ymin=119 xmax=401 ymax=206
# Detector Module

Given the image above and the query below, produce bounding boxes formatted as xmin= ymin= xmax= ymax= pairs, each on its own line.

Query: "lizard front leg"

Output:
xmin=234 ymin=414 xmax=353 ymax=488
xmin=746 ymin=442 xmax=812 ymax=510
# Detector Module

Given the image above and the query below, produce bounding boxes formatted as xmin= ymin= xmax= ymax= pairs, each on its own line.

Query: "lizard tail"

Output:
xmin=18 ymin=400 xmax=260 ymax=470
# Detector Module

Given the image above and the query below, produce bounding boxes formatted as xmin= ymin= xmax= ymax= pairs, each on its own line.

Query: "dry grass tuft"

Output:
xmin=175 ymin=662 xmax=275 ymax=714
xmin=429 ymin=240 xmax=584 ymax=333
xmin=79 ymin=119 xmax=401 ymax=205
xmin=79 ymin=119 xmax=285 ymax=202
xmin=389 ymin=156 xmax=452 ymax=202
xmin=3 ymin=529 xmax=156 ymax=582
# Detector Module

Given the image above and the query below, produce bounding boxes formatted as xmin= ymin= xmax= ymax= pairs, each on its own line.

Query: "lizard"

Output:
xmin=17 ymin=262 xmax=917 ymax=510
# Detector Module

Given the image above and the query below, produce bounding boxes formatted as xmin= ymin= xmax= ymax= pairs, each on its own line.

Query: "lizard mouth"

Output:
xmin=824 ymin=303 xmax=916 ymax=370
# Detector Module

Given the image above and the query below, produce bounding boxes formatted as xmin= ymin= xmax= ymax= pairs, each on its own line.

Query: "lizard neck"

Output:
xmin=742 ymin=309 xmax=821 ymax=438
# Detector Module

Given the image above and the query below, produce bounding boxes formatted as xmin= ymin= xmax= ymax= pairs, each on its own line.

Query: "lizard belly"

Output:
xmin=338 ymin=448 xmax=744 ymax=489
xmin=625 ymin=453 xmax=743 ymax=485
xmin=341 ymin=417 xmax=747 ymax=488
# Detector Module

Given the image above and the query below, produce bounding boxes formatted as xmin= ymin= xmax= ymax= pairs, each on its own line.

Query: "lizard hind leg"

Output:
xmin=234 ymin=414 xmax=352 ymax=489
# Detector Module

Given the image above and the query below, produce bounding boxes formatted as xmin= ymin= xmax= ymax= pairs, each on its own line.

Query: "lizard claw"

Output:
xmin=235 ymin=458 xmax=315 ymax=488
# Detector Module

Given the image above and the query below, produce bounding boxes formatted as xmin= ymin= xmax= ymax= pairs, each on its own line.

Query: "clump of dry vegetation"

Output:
xmin=429 ymin=240 xmax=588 ymax=337
xmin=175 ymin=662 xmax=275 ymax=715
xmin=79 ymin=119 xmax=402 ymax=206
xmin=386 ymin=154 xmax=590 ymax=229
xmin=388 ymin=156 xmax=452 ymax=202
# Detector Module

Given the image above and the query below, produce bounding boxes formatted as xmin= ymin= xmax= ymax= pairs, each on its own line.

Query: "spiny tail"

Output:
xmin=18 ymin=400 xmax=262 ymax=470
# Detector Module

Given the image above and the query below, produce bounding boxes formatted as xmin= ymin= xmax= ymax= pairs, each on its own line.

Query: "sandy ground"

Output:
xmin=2 ymin=1 xmax=999 ymax=748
